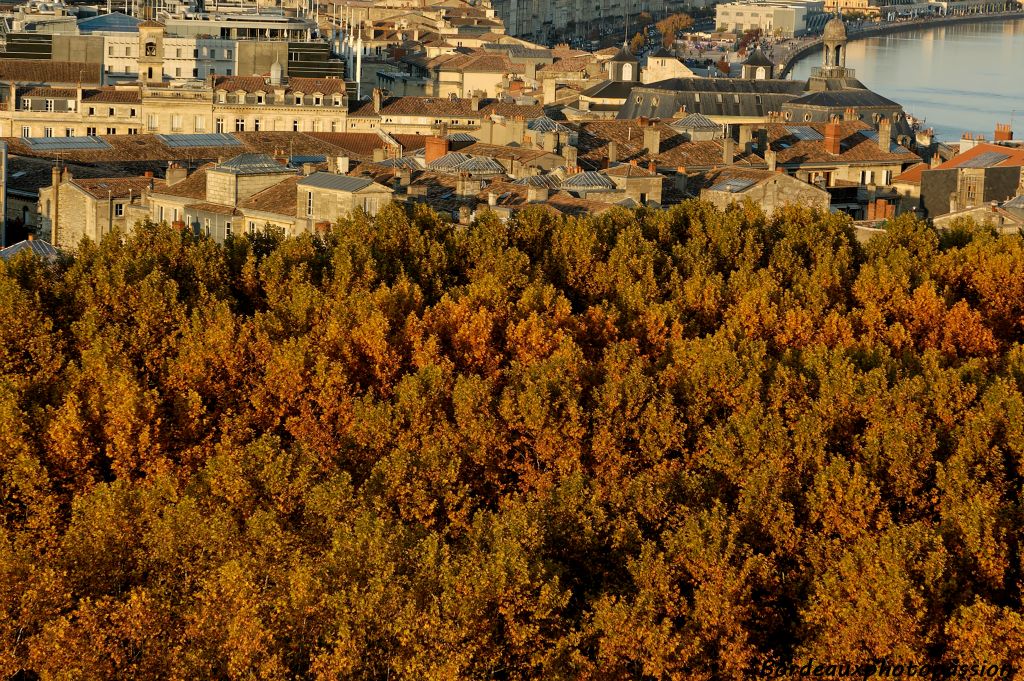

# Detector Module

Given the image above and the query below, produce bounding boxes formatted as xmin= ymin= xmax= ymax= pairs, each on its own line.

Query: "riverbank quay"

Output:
xmin=777 ymin=8 xmax=1024 ymax=76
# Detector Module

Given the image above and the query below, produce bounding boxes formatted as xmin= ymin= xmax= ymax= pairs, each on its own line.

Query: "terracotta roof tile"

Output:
xmin=0 ymin=59 xmax=103 ymax=85
xmin=152 ymin=164 xmax=213 ymax=199
xmin=238 ymin=175 xmax=299 ymax=215
xmin=71 ymin=176 xmax=164 ymax=199
xmin=186 ymin=202 xmax=241 ymax=216
xmin=766 ymin=121 xmax=920 ymax=165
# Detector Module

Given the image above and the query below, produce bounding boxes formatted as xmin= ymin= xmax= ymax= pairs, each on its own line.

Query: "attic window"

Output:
xmin=314 ymin=96 xmax=322 ymax=106
xmin=804 ymin=113 xmax=812 ymax=122
xmin=651 ymin=97 xmax=659 ymax=108
xmin=635 ymin=95 xmax=642 ymax=104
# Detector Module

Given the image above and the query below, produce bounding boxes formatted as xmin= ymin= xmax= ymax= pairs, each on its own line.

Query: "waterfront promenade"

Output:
xmin=775 ymin=7 xmax=1024 ymax=77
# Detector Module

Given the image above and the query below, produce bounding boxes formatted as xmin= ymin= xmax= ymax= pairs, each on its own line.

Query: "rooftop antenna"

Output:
xmin=623 ymin=0 xmax=629 ymax=47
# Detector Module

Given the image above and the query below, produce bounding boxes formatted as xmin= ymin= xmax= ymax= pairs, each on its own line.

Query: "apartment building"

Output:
xmin=715 ymin=0 xmax=826 ymax=37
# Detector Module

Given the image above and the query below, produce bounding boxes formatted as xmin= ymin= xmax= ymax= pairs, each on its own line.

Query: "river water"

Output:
xmin=789 ymin=18 xmax=1024 ymax=141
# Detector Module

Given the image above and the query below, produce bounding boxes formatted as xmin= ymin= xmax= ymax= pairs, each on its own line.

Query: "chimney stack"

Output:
xmin=643 ymin=125 xmax=660 ymax=156
xmin=372 ymin=87 xmax=384 ymax=113
xmin=766 ymin=148 xmax=777 ymax=172
xmin=50 ymin=164 xmax=60 ymax=246
xmin=399 ymin=167 xmax=411 ymax=187
xmin=878 ymin=117 xmax=892 ymax=153
xmin=722 ymin=137 xmax=735 ymax=165
xmin=824 ymin=122 xmax=841 ymax=155
xmin=563 ymin=144 xmax=578 ymax=168
xmin=425 ymin=135 xmax=450 ymax=165
xmin=165 ymin=162 xmax=187 ymax=186
xmin=336 ymin=156 xmax=350 ymax=174
xmin=995 ymin=122 xmax=1013 ymax=141
xmin=756 ymin=128 xmax=768 ymax=155
xmin=739 ymin=125 xmax=753 ymax=148
xmin=843 ymin=107 xmax=857 ymax=122
xmin=487 ymin=191 xmax=497 ymax=206
xmin=527 ymin=185 xmax=549 ymax=203
xmin=607 ymin=140 xmax=618 ymax=164
xmin=373 ymin=147 xmax=387 ymax=162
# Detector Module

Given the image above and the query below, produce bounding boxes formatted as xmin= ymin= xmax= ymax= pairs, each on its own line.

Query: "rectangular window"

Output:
xmin=158 ymin=206 xmax=165 ymax=221
xmin=43 ymin=127 xmax=53 ymax=138
xmin=216 ymin=118 xmax=224 ymax=133
xmin=125 ymin=46 xmax=131 ymax=56
xmin=225 ymin=221 xmax=232 ymax=237
xmin=106 ymin=128 xmax=116 ymax=135
xmin=86 ymin=126 xmax=97 ymax=136
xmin=20 ymin=98 xmax=28 ymax=110
xmin=172 ymin=208 xmax=179 ymax=222
xmin=128 ymin=127 xmax=138 ymax=134
xmin=226 ymin=69 xmax=232 ymax=76
xmin=108 ymin=45 xmax=114 ymax=56
xmin=65 ymin=128 xmax=74 ymax=137
xmin=314 ymin=96 xmax=322 ymax=106
xmin=235 ymin=118 xmax=245 ymax=132
xmin=147 ymin=114 xmax=158 ymax=130
xmin=226 ymin=50 xmax=232 ymax=60
xmin=88 ymin=107 xmax=95 ymax=116
xmin=306 ymin=191 xmax=313 ymax=216
xmin=292 ymin=120 xmax=299 ymax=132
xmin=256 ymin=94 xmax=264 ymax=104
xmin=114 ymin=203 xmax=124 ymax=217
xmin=204 ymin=218 xmax=211 ymax=236
xmin=175 ymin=67 xmax=182 ymax=77
xmin=171 ymin=114 xmax=182 ymax=131
xmin=108 ymin=108 xmax=114 ymax=116
xmin=218 ymin=92 xmax=226 ymax=103
xmin=194 ymin=115 xmax=205 ymax=132
xmin=253 ymin=119 xmax=261 ymax=131
xmin=193 ymin=68 xmax=198 ymax=78
xmin=176 ymin=48 xmax=182 ymax=58
xmin=21 ymin=126 xmax=29 ymax=138
xmin=45 ymin=99 xmax=54 ymax=112
xmin=130 ymin=108 xmax=137 ymax=117
xmin=248 ymin=221 xmax=256 ymax=234
xmin=293 ymin=96 xmax=302 ymax=105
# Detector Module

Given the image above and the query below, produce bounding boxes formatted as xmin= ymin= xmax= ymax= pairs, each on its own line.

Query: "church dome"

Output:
xmin=823 ymin=16 xmax=847 ymax=41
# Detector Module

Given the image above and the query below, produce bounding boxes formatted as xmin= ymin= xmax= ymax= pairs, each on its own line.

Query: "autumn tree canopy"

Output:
xmin=1 ymin=202 xmax=1023 ymax=679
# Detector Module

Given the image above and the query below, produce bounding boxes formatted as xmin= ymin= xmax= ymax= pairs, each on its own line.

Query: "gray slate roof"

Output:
xmin=215 ymin=153 xmax=292 ymax=176
xmin=298 ymin=173 xmax=384 ymax=192
xmin=528 ymin=116 xmax=572 ymax=134
xmin=619 ymin=78 xmax=804 ymax=119
xmin=562 ymin=171 xmax=617 ymax=190
xmin=671 ymin=112 xmax=721 ymax=130
xmin=0 ymin=239 xmax=59 ymax=261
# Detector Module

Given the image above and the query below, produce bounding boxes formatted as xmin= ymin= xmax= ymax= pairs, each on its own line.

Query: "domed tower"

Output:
xmin=822 ymin=15 xmax=848 ymax=74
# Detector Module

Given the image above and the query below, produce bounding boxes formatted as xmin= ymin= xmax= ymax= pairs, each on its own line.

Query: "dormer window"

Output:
xmin=294 ymin=94 xmax=303 ymax=105
xmin=313 ymin=95 xmax=322 ymax=106
xmin=218 ymin=91 xmax=226 ymax=103
xmin=333 ymin=95 xmax=342 ymax=106
xmin=256 ymin=92 xmax=265 ymax=104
